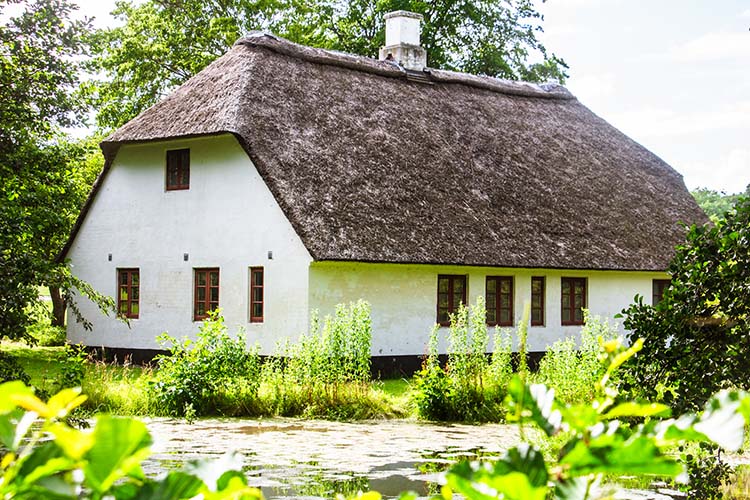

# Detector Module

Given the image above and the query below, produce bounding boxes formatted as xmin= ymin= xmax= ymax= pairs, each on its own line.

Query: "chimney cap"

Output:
xmin=384 ymin=10 xmax=423 ymax=21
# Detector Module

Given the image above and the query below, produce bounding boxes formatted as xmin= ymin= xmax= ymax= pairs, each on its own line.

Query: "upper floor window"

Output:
xmin=437 ymin=275 xmax=466 ymax=326
xmin=250 ymin=267 xmax=264 ymax=323
xmin=531 ymin=276 xmax=545 ymax=326
xmin=652 ymin=279 xmax=671 ymax=306
xmin=117 ymin=268 xmax=139 ymax=319
xmin=166 ymin=149 xmax=190 ymax=190
xmin=486 ymin=276 xmax=513 ymax=326
xmin=561 ymin=277 xmax=586 ymax=326
xmin=194 ymin=268 xmax=219 ymax=321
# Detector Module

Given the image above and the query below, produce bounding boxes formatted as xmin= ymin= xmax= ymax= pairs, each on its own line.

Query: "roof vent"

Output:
xmin=379 ymin=11 xmax=427 ymax=71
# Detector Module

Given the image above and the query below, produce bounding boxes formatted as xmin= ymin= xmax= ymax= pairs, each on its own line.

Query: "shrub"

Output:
xmin=533 ymin=311 xmax=618 ymax=404
xmin=150 ymin=310 xmax=260 ymax=417
xmin=620 ymin=197 xmax=750 ymax=411
xmin=0 ymin=351 xmax=30 ymax=385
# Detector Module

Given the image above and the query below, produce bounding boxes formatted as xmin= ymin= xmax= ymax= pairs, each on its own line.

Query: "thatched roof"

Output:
xmin=75 ymin=33 xmax=708 ymax=271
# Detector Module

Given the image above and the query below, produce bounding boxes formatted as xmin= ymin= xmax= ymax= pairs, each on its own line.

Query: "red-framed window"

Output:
xmin=486 ymin=276 xmax=513 ymax=326
xmin=561 ymin=277 xmax=586 ymax=325
xmin=166 ymin=149 xmax=190 ymax=190
xmin=250 ymin=267 xmax=264 ymax=323
xmin=531 ymin=276 xmax=545 ymax=326
xmin=437 ymin=275 xmax=466 ymax=326
xmin=194 ymin=268 xmax=219 ymax=321
xmin=117 ymin=268 xmax=139 ymax=319
xmin=652 ymin=279 xmax=671 ymax=306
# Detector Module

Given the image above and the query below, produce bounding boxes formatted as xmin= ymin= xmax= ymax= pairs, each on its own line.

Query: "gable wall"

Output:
xmin=66 ymin=134 xmax=312 ymax=352
xmin=309 ymin=261 xmax=666 ymax=356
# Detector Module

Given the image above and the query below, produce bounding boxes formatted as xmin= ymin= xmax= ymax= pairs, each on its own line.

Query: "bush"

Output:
xmin=621 ymin=197 xmax=750 ymax=412
xmin=533 ymin=311 xmax=618 ymax=404
xmin=413 ymin=298 xmax=505 ymax=422
xmin=150 ymin=310 xmax=260 ymax=416
xmin=0 ymin=351 xmax=30 ymax=385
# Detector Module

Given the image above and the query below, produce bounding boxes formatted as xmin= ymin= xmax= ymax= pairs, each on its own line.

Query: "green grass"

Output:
xmin=3 ymin=342 xmax=66 ymax=393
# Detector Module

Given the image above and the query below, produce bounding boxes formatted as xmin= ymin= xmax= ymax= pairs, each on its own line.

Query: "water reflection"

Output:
xmin=142 ymin=418 xmax=520 ymax=499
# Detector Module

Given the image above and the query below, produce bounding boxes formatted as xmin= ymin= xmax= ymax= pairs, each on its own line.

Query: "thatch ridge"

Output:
xmin=68 ymin=33 xmax=706 ymax=272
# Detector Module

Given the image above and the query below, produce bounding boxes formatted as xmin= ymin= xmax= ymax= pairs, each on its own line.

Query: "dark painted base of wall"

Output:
xmin=83 ymin=346 xmax=545 ymax=379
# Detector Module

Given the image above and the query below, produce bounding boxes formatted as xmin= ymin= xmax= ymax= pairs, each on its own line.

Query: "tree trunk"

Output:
xmin=50 ymin=286 xmax=66 ymax=327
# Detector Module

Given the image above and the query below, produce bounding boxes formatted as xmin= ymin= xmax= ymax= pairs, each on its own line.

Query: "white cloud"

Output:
xmin=680 ymin=148 xmax=750 ymax=193
xmin=741 ymin=8 xmax=750 ymax=18
xmin=646 ymin=32 xmax=750 ymax=63
xmin=608 ymin=101 xmax=750 ymax=140
xmin=566 ymin=73 xmax=616 ymax=105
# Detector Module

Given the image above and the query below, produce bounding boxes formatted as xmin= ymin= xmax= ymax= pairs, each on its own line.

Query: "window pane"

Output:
xmin=487 ymin=310 xmax=496 ymax=324
xmin=500 ymin=310 xmax=510 ymax=324
xmin=210 ymin=288 xmax=218 ymax=302
xmin=210 ymin=272 xmax=219 ymax=286
xmin=198 ymin=288 xmax=206 ymax=301
xmin=500 ymin=280 xmax=510 ymax=293
xmin=532 ymin=309 xmax=542 ymax=324
xmin=438 ymin=311 xmax=448 ymax=324
xmin=562 ymin=281 xmax=570 ymax=294
xmin=198 ymin=273 xmax=206 ymax=286
xmin=454 ymin=278 xmax=464 ymax=294
xmin=574 ymin=295 xmax=583 ymax=308
xmin=253 ymin=270 xmax=263 ymax=286
xmin=131 ymin=273 xmax=139 ymax=286
xmin=197 ymin=303 xmax=205 ymax=316
xmin=131 ymin=304 xmax=139 ymax=316
xmin=253 ymin=288 xmax=263 ymax=302
xmin=562 ymin=309 xmax=570 ymax=322
xmin=120 ymin=288 xmax=128 ymax=301
xmin=438 ymin=294 xmax=448 ymax=309
xmin=532 ymin=280 xmax=541 ymax=294
xmin=486 ymin=279 xmax=496 ymax=292
xmin=532 ymin=296 xmax=540 ymax=307
xmin=119 ymin=303 xmax=128 ymax=314
xmin=501 ymin=296 xmax=510 ymax=308
xmin=132 ymin=287 xmax=139 ymax=300
xmin=486 ymin=292 xmax=496 ymax=306
xmin=453 ymin=292 xmax=463 ymax=308
xmin=252 ymin=304 xmax=262 ymax=318
xmin=120 ymin=273 xmax=128 ymax=285
xmin=438 ymin=278 xmax=448 ymax=293
xmin=574 ymin=308 xmax=583 ymax=323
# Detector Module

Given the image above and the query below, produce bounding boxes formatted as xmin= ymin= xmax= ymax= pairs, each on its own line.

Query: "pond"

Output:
xmin=142 ymin=418 xmax=521 ymax=498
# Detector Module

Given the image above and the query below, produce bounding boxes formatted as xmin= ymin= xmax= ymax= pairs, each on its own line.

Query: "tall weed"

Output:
xmin=533 ymin=310 xmax=619 ymax=404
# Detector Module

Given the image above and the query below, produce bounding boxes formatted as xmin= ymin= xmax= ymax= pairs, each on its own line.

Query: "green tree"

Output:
xmin=87 ymin=0 xmax=567 ymax=129
xmin=691 ymin=187 xmax=740 ymax=223
xmin=0 ymin=0 xmax=110 ymax=340
xmin=620 ymin=197 xmax=750 ymax=412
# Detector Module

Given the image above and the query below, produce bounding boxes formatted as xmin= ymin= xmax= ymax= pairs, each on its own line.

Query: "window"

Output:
xmin=652 ymin=279 xmax=671 ymax=306
xmin=250 ymin=267 xmax=264 ymax=323
xmin=117 ymin=268 xmax=139 ymax=318
xmin=437 ymin=275 xmax=466 ymax=326
xmin=166 ymin=149 xmax=190 ymax=190
xmin=486 ymin=276 xmax=513 ymax=326
xmin=194 ymin=268 xmax=219 ymax=321
xmin=531 ymin=276 xmax=545 ymax=326
xmin=561 ymin=277 xmax=586 ymax=325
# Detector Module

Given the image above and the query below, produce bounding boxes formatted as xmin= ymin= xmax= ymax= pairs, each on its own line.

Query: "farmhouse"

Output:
xmin=62 ymin=12 xmax=706 ymax=369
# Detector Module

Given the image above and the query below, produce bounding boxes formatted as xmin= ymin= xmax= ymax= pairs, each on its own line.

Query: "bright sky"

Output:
xmin=13 ymin=0 xmax=750 ymax=193
xmin=538 ymin=0 xmax=750 ymax=194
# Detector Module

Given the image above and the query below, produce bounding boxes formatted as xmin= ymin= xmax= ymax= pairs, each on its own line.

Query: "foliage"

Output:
xmin=677 ymin=442 xmax=731 ymax=499
xmin=534 ymin=311 xmax=618 ymax=405
xmin=691 ymin=185 xmax=750 ymax=223
xmin=261 ymin=300 xmax=376 ymax=418
xmin=86 ymin=0 xmax=567 ymax=129
xmin=440 ymin=338 xmax=750 ymax=499
xmin=59 ymin=344 xmax=87 ymax=390
xmin=0 ymin=352 xmax=31 ymax=386
xmin=0 ymin=1 xmax=112 ymax=341
xmin=151 ymin=310 xmax=261 ymax=416
xmin=0 ymin=381 xmax=262 ymax=499
xmin=413 ymin=298 xmax=505 ymax=422
xmin=620 ymin=197 xmax=750 ymax=412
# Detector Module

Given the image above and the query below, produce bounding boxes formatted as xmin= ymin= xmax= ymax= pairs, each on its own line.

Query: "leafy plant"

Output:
xmin=440 ymin=337 xmax=750 ymax=499
xmin=534 ymin=311 xmax=618 ymax=404
xmin=0 ymin=381 xmax=262 ymax=499
xmin=151 ymin=310 xmax=260 ymax=416
xmin=59 ymin=344 xmax=87 ymax=390
xmin=621 ymin=196 xmax=750 ymax=412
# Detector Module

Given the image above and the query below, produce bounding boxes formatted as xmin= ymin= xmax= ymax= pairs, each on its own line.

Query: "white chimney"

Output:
xmin=379 ymin=11 xmax=427 ymax=71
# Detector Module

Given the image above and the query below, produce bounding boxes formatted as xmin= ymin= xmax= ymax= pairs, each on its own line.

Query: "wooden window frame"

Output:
xmin=117 ymin=268 xmax=139 ymax=319
xmin=437 ymin=275 xmax=467 ymax=326
xmin=194 ymin=268 xmax=219 ymax=321
xmin=250 ymin=267 xmax=264 ymax=323
xmin=561 ymin=277 xmax=587 ymax=326
xmin=652 ymin=279 xmax=671 ymax=306
xmin=486 ymin=276 xmax=514 ymax=327
xmin=166 ymin=149 xmax=190 ymax=191
xmin=531 ymin=276 xmax=545 ymax=326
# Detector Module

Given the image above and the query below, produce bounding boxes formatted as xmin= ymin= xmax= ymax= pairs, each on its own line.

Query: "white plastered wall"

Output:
xmin=308 ymin=261 xmax=667 ymax=356
xmin=66 ymin=134 xmax=312 ymax=353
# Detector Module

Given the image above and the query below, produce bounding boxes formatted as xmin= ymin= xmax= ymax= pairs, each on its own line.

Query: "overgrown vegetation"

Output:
xmin=413 ymin=298 xmax=513 ymax=422
xmin=532 ymin=311 xmax=618 ymax=405
xmin=621 ymin=196 xmax=750 ymax=413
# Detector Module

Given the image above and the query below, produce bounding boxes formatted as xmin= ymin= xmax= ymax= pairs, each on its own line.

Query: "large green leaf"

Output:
xmin=603 ymin=402 xmax=671 ymax=420
xmin=83 ymin=416 xmax=153 ymax=494
xmin=693 ymin=390 xmax=746 ymax=451
xmin=0 ymin=408 xmax=35 ymax=451
xmin=182 ymin=452 xmax=246 ymax=492
xmin=446 ymin=444 xmax=549 ymax=500
xmin=117 ymin=471 xmax=204 ymax=500
xmin=0 ymin=381 xmax=35 ymax=414
xmin=506 ymin=376 xmax=561 ymax=437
